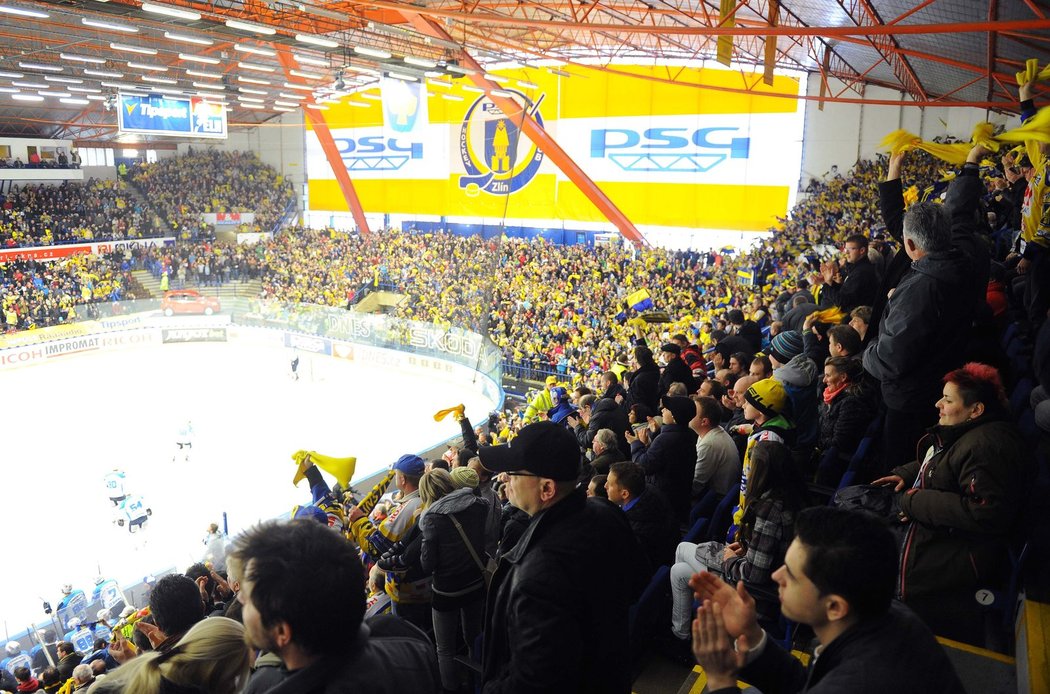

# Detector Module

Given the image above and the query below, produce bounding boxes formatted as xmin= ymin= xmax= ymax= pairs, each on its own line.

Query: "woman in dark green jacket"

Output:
xmin=875 ymin=362 xmax=1029 ymax=645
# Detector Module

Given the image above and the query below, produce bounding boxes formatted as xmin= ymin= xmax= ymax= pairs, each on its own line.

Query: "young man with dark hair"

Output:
xmin=233 ymin=519 xmax=438 ymax=693
xmin=691 ymin=507 xmax=964 ymax=694
xmin=606 ymin=461 xmax=678 ymax=570
xmin=145 ymin=574 xmax=205 ymax=650
xmin=826 ymin=325 xmax=861 ymax=358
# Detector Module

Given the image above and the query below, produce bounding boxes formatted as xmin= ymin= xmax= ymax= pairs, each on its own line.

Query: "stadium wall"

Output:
xmin=801 ymin=78 xmax=1012 ymax=186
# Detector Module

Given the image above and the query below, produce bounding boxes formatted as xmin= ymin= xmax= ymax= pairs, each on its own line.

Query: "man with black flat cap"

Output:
xmin=479 ymin=422 xmax=648 ymax=693
xmin=658 ymin=342 xmax=698 ymax=396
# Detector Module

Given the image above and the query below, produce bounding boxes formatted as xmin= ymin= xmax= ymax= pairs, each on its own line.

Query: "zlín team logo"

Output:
xmin=458 ymin=90 xmax=545 ymax=197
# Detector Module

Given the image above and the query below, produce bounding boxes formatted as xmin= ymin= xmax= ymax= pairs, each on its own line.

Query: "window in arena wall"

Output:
xmin=122 ymin=148 xmax=138 ymax=159
xmin=146 ymin=149 xmax=157 ymax=163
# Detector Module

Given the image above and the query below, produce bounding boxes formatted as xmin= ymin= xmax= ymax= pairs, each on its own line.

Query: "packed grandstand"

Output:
xmin=0 ymin=135 xmax=1047 ymax=693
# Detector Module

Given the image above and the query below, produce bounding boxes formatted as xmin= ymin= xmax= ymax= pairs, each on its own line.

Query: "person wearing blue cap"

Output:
xmin=347 ymin=454 xmax=431 ymax=627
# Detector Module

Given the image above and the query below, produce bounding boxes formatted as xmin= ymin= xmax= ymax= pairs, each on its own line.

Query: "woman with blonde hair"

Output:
xmin=89 ymin=617 xmax=249 ymax=694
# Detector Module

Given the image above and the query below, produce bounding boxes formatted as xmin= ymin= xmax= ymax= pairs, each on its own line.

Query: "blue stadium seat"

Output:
xmin=628 ymin=565 xmax=672 ymax=674
xmin=1000 ymin=322 xmax=1019 ymax=351
xmin=688 ymin=489 xmax=722 ymax=527
xmin=1010 ymin=377 xmax=1034 ymax=418
xmin=706 ymin=489 xmax=738 ymax=543
xmin=837 ymin=414 xmax=885 ymax=490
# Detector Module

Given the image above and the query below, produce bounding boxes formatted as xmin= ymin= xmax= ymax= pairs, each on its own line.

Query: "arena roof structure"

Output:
xmin=0 ymin=0 xmax=1047 ymax=139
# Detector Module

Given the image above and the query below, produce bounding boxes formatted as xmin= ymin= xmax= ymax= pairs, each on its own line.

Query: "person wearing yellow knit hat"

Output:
xmin=726 ymin=378 xmax=795 ymax=543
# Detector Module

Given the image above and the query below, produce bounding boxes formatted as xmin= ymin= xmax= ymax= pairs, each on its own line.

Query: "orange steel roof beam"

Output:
xmin=834 ymin=0 xmax=927 ymax=101
xmin=275 ymin=47 xmax=370 ymax=235
xmin=335 ymin=1 xmax=1050 ymax=38
xmin=399 ymin=12 xmax=647 ymax=247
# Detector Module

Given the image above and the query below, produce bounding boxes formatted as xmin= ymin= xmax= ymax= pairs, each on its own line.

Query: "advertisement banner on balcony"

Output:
xmin=305 ymin=65 xmax=804 ymax=232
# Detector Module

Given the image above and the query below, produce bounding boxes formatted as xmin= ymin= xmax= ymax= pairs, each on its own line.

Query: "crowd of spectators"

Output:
xmin=0 ymin=253 xmax=134 ymax=331
xmin=129 ymin=151 xmax=295 ymax=239
xmin=2 ymin=80 xmax=1049 ymax=693
xmin=0 ymin=180 xmax=158 ymax=248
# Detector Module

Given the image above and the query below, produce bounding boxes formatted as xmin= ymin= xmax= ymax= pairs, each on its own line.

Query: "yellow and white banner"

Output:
xmin=306 ymin=65 xmax=803 ymax=231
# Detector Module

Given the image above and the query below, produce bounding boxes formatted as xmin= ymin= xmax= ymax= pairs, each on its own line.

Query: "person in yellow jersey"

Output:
xmin=347 ymin=454 xmax=431 ymax=631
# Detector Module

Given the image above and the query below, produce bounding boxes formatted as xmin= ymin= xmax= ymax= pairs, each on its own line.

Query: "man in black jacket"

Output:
xmin=863 ymin=145 xmax=987 ymax=472
xmin=817 ymin=234 xmax=879 ymax=313
xmin=658 ymin=342 xmax=698 ymax=396
xmin=606 ymin=461 xmax=678 ymax=569
xmin=568 ymin=394 xmax=629 ymax=458
xmin=232 ymin=519 xmax=438 ymax=694
xmin=691 ymin=507 xmax=964 ymax=694
xmin=479 ymin=422 xmax=648 ymax=693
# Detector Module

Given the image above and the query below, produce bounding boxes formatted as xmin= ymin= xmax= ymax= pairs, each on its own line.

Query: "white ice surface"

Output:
xmin=0 ymin=341 xmax=497 ymax=632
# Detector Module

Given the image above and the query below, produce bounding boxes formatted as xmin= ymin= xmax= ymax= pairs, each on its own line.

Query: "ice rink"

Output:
xmin=1 ymin=338 xmax=499 ymax=631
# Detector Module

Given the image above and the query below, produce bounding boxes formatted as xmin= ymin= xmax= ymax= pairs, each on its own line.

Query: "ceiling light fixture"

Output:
xmin=0 ymin=5 xmax=48 ymax=18
xmin=235 ymin=44 xmax=275 ymax=57
xmin=238 ymin=87 xmax=267 ymax=95
xmin=142 ymin=2 xmax=200 ymax=20
xmin=237 ymin=61 xmax=274 ymax=72
xmin=60 ymin=53 xmax=106 ymax=64
xmin=127 ymin=62 xmax=167 ymax=72
xmin=293 ymin=54 xmax=328 ymax=67
xmin=353 ymin=46 xmax=391 ymax=59
xmin=12 ymin=93 xmax=44 ymax=101
xmin=237 ymin=76 xmax=270 ymax=85
xmin=185 ymin=69 xmax=221 ymax=79
xmin=164 ymin=32 xmax=213 ymax=45
xmin=288 ymin=69 xmax=322 ymax=80
xmin=82 ymin=18 xmax=137 ymax=32
xmin=84 ymin=69 xmax=124 ymax=78
xmin=282 ymin=82 xmax=312 ymax=91
xmin=141 ymin=75 xmax=177 ymax=83
xmin=404 ymin=56 xmax=437 ymax=69
xmin=59 ymin=97 xmax=90 ymax=105
xmin=44 ymin=76 xmax=83 ymax=84
xmin=440 ymin=93 xmax=464 ymax=101
xmin=224 ymin=19 xmax=276 ymax=35
xmin=178 ymin=53 xmax=220 ymax=65
xmin=192 ymin=81 xmax=225 ymax=90
xmin=386 ymin=71 xmax=417 ymax=82
xmin=110 ymin=43 xmax=156 ymax=55
xmin=18 ymin=62 xmax=62 ymax=72
xmin=295 ymin=33 xmax=338 ymax=48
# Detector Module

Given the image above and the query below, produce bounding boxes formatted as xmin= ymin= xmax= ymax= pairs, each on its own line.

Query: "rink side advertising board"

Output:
xmin=161 ymin=327 xmax=228 ymax=343
xmin=118 ymin=94 xmax=228 ymax=140
xmin=305 ymin=64 xmax=804 ymax=232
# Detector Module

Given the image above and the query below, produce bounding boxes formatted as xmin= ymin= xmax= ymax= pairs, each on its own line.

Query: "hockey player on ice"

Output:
xmin=56 ymin=584 xmax=88 ymax=633
xmin=114 ymin=494 xmax=151 ymax=533
xmin=103 ymin=469 xmax=127 ymax=506
xmin=174 ymin=421 xmax=193 ymax=462
xmin=64 ymin=618 xmax=96 ymax=655
xmin=1 ymin=641 xmax=31 ymax=676
xmin=290 ymin=350 xmax=300 ymax=381
xmin=91 ymin=576 xmax=124 ymax=613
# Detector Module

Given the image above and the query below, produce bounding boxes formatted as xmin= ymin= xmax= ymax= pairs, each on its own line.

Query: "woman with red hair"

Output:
xmin=875 ymin=362 xmax=1029 ymax=645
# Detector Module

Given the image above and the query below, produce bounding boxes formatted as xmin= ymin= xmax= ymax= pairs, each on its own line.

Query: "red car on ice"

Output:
xmin=161 ymin=289 xmax=221 ymax=317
